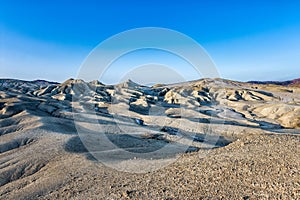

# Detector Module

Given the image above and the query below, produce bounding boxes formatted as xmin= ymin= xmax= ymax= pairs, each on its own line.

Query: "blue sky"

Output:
xmin=0 ymin=0 xmax=300 ymax=83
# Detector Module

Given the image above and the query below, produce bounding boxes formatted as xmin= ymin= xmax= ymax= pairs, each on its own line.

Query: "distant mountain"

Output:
xmin=248 ymin=78 xmax=300 ymax=87
xmin=290 ymin=78 xmax=300 ymax=87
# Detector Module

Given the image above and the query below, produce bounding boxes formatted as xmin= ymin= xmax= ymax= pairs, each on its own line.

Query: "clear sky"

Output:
xmin=1 ymin=0 xmax=300 ymax=83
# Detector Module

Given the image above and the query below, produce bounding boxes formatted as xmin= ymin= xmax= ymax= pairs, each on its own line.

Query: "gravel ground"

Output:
xmin=3 ymin=133 xmax=296 ymax=200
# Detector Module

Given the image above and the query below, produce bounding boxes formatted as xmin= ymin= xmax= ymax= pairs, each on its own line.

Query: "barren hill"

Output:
xmin=0 ymin=78 xmax=299 ymax=199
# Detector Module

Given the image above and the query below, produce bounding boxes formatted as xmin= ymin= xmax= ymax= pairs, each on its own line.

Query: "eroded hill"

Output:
xmin=0 ymin=78 xmax=299 ymax=199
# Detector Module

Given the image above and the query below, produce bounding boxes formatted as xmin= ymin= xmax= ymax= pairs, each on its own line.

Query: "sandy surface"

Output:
xmin=0 ymin=78 xmax=299 ymax=199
